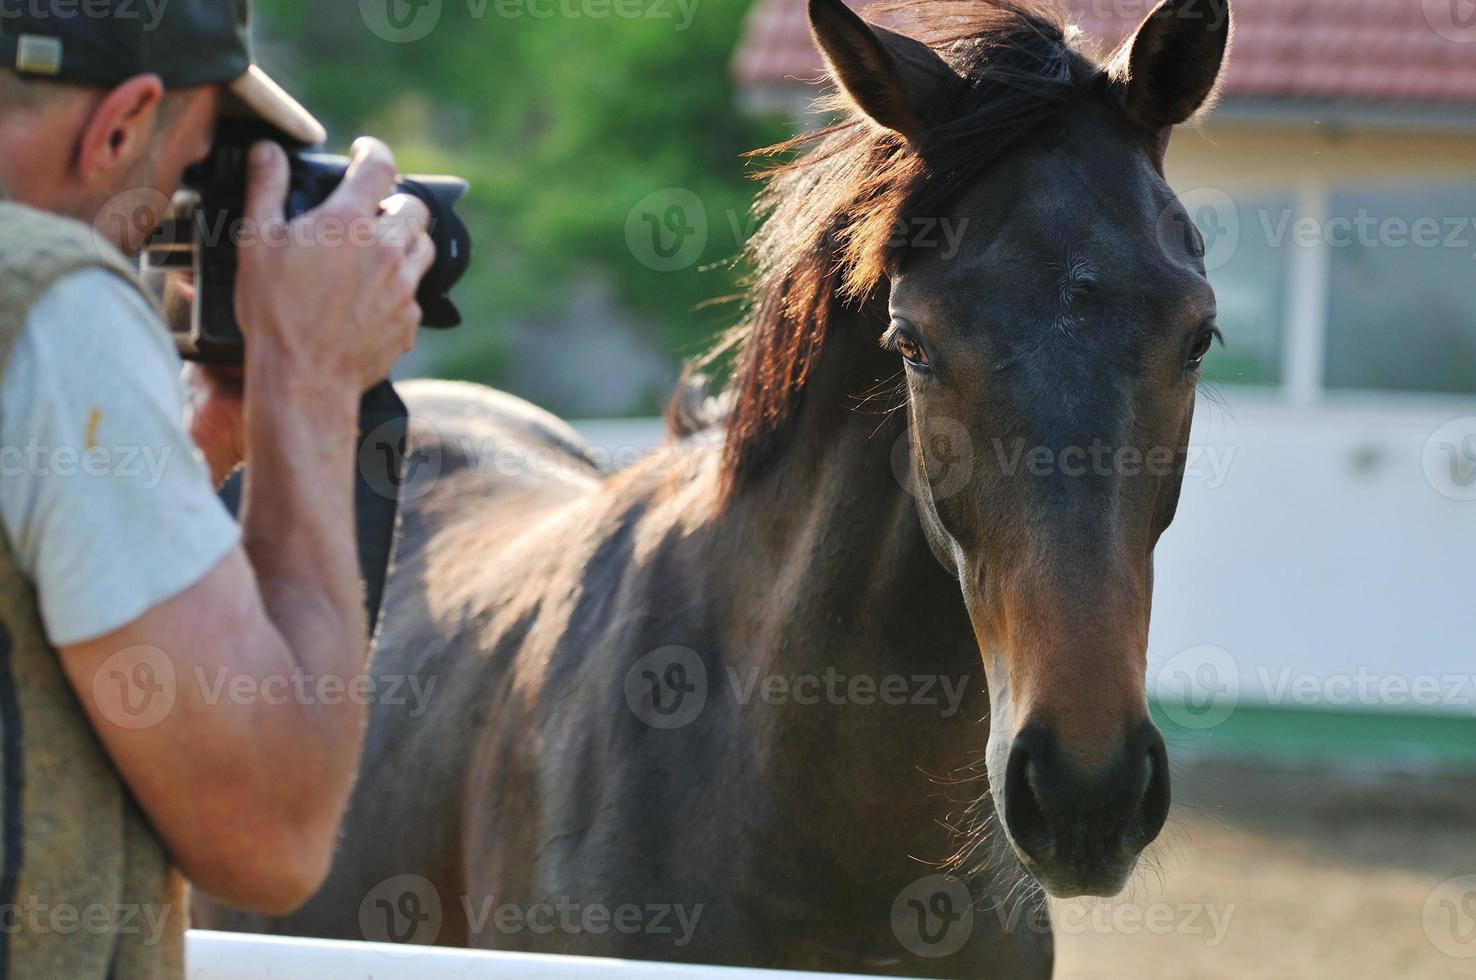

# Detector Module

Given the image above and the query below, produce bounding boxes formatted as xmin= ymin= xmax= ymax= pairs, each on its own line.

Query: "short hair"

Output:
xmin=0 ymin=70 xmax=198 ymax=119
xmin=0 ymin=69 xmax=88 ymax=112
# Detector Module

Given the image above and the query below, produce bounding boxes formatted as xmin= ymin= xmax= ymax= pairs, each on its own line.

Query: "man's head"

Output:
xmin=0 ymin=0 xmax=325 ymax=253
xmin=0 ymin=71 xmax=219 ymax=252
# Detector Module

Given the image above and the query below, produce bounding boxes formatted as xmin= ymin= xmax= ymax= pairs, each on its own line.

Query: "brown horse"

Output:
xmin=198 ymin=0 xmax=1230 ymax=975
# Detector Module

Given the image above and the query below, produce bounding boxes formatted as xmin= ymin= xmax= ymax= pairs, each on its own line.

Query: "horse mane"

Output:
xmin=678 ymin=0 xmax=1110 ymax=499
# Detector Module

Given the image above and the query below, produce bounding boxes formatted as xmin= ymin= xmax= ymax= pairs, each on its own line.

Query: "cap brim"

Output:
xmin=227 ymin=66 xmax=327 ymax=147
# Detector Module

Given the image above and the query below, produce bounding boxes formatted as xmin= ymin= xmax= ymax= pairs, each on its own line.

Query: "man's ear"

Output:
xmin=1109 ymin=0 xmax=1231 ymax=130
xmin=808 ymin=0 xmax=955 ymax=141
xmin=76 ymin=74 xmax=164 ymax=188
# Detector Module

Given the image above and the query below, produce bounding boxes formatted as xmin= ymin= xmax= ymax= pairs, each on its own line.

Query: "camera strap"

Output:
xmin=218 ymin=380 xmax=408 ymax=640
xmin=353 ymin=381 xmax=409 ymax=637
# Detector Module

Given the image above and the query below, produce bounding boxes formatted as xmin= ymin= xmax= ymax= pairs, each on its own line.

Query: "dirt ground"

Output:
xmin=1050 ymin=758 xmax=1476 ymax=979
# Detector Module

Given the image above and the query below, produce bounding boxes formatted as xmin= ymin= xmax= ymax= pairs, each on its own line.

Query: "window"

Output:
xmin=1324 ymin=184 xmax=1476 ymax=396
xmin=1191 ymin=192 xmax=1290 ymax=387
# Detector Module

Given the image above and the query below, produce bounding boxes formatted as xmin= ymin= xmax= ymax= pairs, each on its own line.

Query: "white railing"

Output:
xmin=186 ymin=931 xmax=909 ymax=979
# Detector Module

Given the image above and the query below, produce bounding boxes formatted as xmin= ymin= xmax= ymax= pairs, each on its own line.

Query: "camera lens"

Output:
xmin=397 ymin=175 xmax=471 ymax=328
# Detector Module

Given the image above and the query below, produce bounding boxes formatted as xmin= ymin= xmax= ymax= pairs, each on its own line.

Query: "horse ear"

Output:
xmin=808 ymin=0 xmax=954 ymax=141
xmin=1110 ymin=0 xmax=1232 ymax=130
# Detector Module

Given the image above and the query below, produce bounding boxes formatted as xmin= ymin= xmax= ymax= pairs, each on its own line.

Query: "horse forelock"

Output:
xmin=691 ymin=0 xmax=1109 ymax=503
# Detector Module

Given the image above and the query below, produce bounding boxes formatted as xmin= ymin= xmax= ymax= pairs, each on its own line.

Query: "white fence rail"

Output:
xmin=186 ymin=931 xmax=911 ymax=979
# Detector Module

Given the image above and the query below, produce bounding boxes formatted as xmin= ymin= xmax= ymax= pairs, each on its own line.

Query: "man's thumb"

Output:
xmin=243 ymin=141 xmax=289 ymax=228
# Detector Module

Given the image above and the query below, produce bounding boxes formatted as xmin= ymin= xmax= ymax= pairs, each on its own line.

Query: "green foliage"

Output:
xmin=252 ymin=0 xmax=787 ymax=412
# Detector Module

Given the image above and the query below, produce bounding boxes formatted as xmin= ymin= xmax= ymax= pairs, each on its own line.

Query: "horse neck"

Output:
xmin=727 ymin=293 xmax=968 ymax=628
xmin=718 ymin=296 xmax=985 ymax=804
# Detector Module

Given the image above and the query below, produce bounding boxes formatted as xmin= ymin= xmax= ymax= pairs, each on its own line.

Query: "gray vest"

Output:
xmin=0 ymin=190 xmax=186 ymax=979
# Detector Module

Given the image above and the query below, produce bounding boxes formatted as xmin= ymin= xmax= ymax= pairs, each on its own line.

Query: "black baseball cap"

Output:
xmin=0 ymin=0 xmax=325 ymax=145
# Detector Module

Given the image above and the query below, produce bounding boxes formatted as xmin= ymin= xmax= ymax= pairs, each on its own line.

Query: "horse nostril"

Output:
xmin=1003 ymin=727 xmax=1055 ymax=862
xmin=1135 ymin=728 xmax=1171 ymax=847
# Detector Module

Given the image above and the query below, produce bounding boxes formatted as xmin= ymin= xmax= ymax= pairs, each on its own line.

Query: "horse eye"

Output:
xmin=897 ymin=336 xmax=929 ymax=367
xmin=1186 ymin=324 xmax=1221 ymax=370
xmin=884 ymin=319 xmax=932 ymax=370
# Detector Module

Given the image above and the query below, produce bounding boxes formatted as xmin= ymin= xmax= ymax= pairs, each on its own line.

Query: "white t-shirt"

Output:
xmin=0 ymin=268 xmax=241 ymax=647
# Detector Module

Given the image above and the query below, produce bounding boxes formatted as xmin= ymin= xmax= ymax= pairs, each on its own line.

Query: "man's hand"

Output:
xmin=235 ymin=137 xmax=435 ymax=395
xmin=183 ymin=140 xmax=433 ymax=488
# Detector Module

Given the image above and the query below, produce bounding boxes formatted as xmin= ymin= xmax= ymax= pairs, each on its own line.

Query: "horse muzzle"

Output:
xmin=997 ymin=718 xmax=1170 ymax=897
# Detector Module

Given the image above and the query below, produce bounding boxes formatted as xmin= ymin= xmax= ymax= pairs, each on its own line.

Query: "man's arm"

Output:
xmin=57 ymin=138 xmax=433 ymax=914
xmin=61 ymin=375 xmax=365 ymax=912
xmin=61 ymin=552 xmax=351 ymax=912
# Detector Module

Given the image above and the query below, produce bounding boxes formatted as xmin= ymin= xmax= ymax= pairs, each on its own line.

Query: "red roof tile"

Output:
xmin=732 ymin=0 xmax=1476 ymax=107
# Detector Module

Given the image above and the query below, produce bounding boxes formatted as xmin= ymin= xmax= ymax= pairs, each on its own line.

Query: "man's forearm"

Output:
xmin=239 ymin=366 xmax=369 ymax=754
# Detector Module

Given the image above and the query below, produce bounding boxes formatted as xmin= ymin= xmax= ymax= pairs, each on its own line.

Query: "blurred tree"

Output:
xmin=251 ymin=0 xmax=787 ymax=416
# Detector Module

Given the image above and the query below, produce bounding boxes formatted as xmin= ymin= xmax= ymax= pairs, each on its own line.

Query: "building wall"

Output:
xmin=1149 ymin=394 xmax=1476 ymax=721
xmin=1167 ymin=118 xmax=1476 ymax=188
xmin=1159 ymin=117 xmax=1476 ymax=718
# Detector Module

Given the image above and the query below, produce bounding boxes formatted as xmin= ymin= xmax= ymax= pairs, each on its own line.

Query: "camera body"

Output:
xmin=149 ymin=120 xmax=472 ymax=363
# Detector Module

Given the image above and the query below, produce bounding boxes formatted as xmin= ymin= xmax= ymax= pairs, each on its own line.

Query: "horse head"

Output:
xmin=806 ymin=0 xmax=1230 ymax=897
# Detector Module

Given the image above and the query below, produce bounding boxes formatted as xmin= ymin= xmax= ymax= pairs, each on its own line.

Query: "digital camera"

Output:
xmin=146 ymin=120 xmax=472 ymax=363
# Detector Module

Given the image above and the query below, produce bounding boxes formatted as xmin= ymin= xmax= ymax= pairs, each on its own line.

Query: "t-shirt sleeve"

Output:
xmin=0 ymin=268 xmax=241 ymax=647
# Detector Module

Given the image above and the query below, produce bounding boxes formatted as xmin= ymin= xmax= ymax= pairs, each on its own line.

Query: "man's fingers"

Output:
xmin=242 ymin=141 xmax=289 ymax=230
xmin=380 ymin=194 xmax=430 ymax=248
xmin=402 ymin=304 xmax=423 ymax=352
xmin=319 ymin=137 xmax=398 ymax=219
xmin=405 ymin=231 xmax=437 ymax=280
